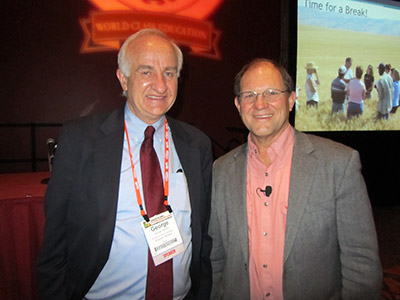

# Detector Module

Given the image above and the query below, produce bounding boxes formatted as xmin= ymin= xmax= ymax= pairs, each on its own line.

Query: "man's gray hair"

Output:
xmin=117 ymin=28 xmax=183 ymax=77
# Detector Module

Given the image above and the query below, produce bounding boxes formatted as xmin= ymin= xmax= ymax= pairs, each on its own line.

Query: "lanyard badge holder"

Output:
xmin=125 ymin=119 xmax=184 ymax=265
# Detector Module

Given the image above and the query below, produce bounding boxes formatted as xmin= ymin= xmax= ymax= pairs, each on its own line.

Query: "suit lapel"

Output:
xmin=284 ymin=131 xmax=317 ymax=263
xmin=229 ymin=145 xmax=250 ymax=263
xmin=166 ymin=117 xmax=200 ymax=210
xmin=92 ymin=107 xmax=125 ymax=262
xmin=166 ymin=117 xmax=203 ymax=258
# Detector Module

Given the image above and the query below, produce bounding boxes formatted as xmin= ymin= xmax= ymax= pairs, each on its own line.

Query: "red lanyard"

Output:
xmin=124 ymin=118 xmax=171 ymax=221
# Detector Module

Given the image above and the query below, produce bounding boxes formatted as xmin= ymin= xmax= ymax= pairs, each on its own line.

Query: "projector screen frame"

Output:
xmin=288 ymin=0 xmax=400 ymax=132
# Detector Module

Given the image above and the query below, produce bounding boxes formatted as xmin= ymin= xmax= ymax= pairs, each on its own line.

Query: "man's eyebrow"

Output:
xmin=135 ymin=65 xmax=177 ymax=72
xmin=136 ymin=65 xmax=153 ymax=71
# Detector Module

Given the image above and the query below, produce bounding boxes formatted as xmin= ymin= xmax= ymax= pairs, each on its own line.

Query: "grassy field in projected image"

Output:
xmin=296 ymin=24 xmax=400 ymax=131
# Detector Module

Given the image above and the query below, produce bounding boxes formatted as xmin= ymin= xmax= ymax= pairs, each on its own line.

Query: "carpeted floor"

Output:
xmin=373 ymin=206 xmax=400 ymax=300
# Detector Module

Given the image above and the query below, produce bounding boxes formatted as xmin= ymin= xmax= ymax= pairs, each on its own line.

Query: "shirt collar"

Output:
xmin=124 ymin=103 xmax=165 ymax=143
xmin=248 ymin=124 xmax=294 ymax=163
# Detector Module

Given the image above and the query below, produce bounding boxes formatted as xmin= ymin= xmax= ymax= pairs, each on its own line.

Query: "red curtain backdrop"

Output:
xmin=0 ymin=172 xmax=48 ymax=300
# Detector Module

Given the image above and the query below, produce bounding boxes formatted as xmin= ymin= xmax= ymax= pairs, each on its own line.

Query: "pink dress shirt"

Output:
xmin=246 ymin=125 xmax=294 ymax=299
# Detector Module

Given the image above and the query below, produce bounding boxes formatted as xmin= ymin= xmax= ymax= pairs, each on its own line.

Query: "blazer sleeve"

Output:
xmin=336 ymin=150 xmax=382 ymax=299
xmin=208 ymin=159 xmax=226 ymax=300
xmin=195 ymin=136 xmax=213 ymax=300
xmin=173 ymin=119 xmax=213 ymax=300
xmin=36 ymin=124 xmax=78 ymax=300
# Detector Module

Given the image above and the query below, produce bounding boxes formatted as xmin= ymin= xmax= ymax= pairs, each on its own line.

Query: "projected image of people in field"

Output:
xmin=296 ymin=0 xmax=400 ymax=131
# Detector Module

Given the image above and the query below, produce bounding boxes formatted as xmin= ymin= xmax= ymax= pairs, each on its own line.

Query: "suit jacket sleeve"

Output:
xmin=185 ymin=126 xmax=213 ymax=300
xmin=208 ymin=144 xmax=250 ymax=300
xmin=168 ymin=117 xmax=213 ymax=300
xmin=36 ymin=124 xmax=78 ymax=300
xmin=336 ymin=149 xmax=382 ymax=299
xmin=209 ymin=158 xmax=226 ymax=300
xmin=195 ymin=136 xmax=213 ymax=300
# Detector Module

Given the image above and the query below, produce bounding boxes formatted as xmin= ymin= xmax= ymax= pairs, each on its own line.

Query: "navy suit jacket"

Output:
xmin=37 ymin=106 xmax=213 ymax=300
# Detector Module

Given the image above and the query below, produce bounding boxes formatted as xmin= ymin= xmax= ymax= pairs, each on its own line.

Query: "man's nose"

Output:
xmin=151 ymin=72 xmax=167 ymax=93
xmin=254 ymin=93 xmax=269 ymax=109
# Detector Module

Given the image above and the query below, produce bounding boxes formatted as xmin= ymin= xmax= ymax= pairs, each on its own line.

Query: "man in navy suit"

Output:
xmin=37 ymin=28 xmax=212 ymax=300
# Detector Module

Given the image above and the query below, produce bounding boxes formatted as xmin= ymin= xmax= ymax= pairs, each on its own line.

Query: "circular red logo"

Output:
xmin=89 ymin=0 xmax=223 ymax=19
xmin=118 ymin=0 xmax=198 ymax=14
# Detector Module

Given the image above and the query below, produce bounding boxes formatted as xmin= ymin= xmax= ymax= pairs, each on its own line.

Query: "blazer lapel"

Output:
xmin=92 ymin=107 xmax=125 ymax=263
xmin=166 ymin=117 xmax=204 ymax=258
xmin=229 ymin=145 xmax=250 ymax=264
xmin=166 ymin=117 xmax=200 ymax=210
xmin=284 ymin=131 xmax=317 ymax=263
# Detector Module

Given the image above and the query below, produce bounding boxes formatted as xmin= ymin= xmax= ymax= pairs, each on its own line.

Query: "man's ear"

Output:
xmin=116 ymin=69 xmax=128 ymax=92
xmin=288 ymin=91 xmax=296 ymax=112
xmin=234 ymin=97 xmax=241 ymax=115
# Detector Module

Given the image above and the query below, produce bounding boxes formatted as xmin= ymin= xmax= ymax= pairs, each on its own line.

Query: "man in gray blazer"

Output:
xmin=209 ymin=59 xmax=382 ymax=300
xmin=37 ymin=29 xmax=212 ymax=300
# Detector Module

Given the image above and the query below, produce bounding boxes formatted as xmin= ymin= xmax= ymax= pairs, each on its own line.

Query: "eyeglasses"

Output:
xmin=238 ymin=88 xmax=289 ymax=104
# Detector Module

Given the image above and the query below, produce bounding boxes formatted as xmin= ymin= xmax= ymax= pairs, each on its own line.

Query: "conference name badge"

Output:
xmin=141 ymin=211 xmax=184 ymax=266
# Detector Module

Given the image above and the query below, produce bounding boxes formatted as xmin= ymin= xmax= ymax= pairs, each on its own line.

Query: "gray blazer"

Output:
xmin=209 ymin=129 xmax=382 ymax=300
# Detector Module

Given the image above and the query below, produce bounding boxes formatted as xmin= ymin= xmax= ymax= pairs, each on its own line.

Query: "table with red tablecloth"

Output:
xmin=0 ymin=172 xmax=49 ymax=300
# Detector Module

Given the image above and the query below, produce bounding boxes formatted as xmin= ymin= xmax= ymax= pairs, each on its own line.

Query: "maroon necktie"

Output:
xmin=140 ymin=126 xmax=173 ymax=300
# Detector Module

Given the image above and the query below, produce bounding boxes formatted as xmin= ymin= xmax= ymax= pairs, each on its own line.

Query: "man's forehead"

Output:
xmin=126 ymin=34 xmax=174 ymax=54
xmin=247 ymin=62 xmax=277 ymax=75
xmin=242 ymin=63 xmax=282 ymax=87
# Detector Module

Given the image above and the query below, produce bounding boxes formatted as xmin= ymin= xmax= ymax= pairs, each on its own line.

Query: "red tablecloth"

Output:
xmin=0 ymin=172 xmax=49 ymax=300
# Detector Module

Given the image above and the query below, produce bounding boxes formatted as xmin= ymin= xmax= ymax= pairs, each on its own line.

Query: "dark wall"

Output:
xmin=1 ymin=0 xmax=398 ymax=206
xmin=1 ymin=0 xmax=281 ymax=170
xmin=310 ymin=131 xmax=400 ymax=207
